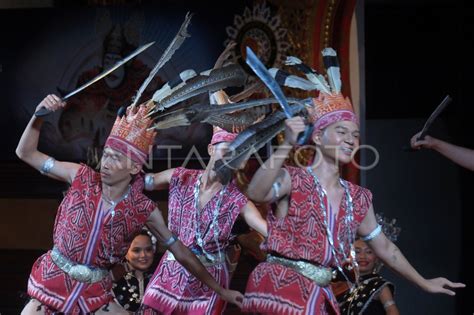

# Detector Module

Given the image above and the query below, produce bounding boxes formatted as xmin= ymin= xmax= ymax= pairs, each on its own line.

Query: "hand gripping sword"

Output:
xmin=245 ymin=47 xmax=312 ymax=145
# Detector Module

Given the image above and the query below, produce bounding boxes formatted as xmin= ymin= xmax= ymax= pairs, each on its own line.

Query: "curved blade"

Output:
xmin=64 ymin=41 xmax=155 ymax=100
xmin=214 ymin=103 xmax=307 ymax=184
xmin=403 ymin=95 xmax=452 ymax=152
xmin=245 ymin=47 xmax=292 ymax=119
xmin=34 ymin=41 xmax=155 ymax=117
xmin=418 ymin=95 xmax=452 ymax=140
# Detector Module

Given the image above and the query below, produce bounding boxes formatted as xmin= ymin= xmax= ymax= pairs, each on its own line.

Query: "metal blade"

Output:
xmin=34 ymin=41 xmax=155 ymax=117
xmin=64 ymin=41 xmax=155 ymax=100
xmin=245 ymin=47 xmax=293 ymax=119
xmin=417 ymin=95 xmax=452 ymax=140
xmin=245 ymin=47 xmax=312 ymax=145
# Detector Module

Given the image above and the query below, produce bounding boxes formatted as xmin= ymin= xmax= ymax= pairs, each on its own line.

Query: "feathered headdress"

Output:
xmin=281 ymin=49 xmax=358 ymax=132
xmin=105 ymin=13 xmax=192 ymax=164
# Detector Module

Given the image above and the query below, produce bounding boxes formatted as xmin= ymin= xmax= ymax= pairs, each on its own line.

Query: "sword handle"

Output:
xmin=297 ymin=124 xmax=313 ymax=145
xmin=34 ymin=96 xmax=67 ymax=117
xmin=34 ymin=107 xmax=53 ymax=117
xmin=417 ymin=132 xmax=428 ymax=141
xmin=403 ymin=131 xmax=429 ymax=152
xmin=117 ymin=106 xmax=127 ymax=118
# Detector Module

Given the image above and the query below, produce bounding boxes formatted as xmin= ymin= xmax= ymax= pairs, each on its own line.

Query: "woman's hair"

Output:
xmin=133 ymin=228 xmax=157 ymax=249
xmin=136 ymin=229 xmax=150 ymax=237
xmin=129 ymin=227 xmax=157 ymax=250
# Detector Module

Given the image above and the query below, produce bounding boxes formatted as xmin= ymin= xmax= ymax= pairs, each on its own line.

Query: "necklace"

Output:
xmin=102 ymin=185 xmax=131 ymax=264
xmin=306 ymin=167 xmax=358 ymax=287
xmin=193 ymin=173 xmax=227 ymax=264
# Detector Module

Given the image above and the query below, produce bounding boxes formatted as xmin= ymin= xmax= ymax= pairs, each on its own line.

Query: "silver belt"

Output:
xmin=166 ymin=251 xmax=225 ymax=267
xmin=267 ymin=254 xmax=335 ymax=287
xmin=50 ymin=247 xmax=109 ymax=283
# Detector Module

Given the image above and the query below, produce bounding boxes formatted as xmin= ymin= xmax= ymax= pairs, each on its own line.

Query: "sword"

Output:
xmin=34 ymin=41 xmax=155 ymax=117
xmin=417 ymin=95 xmax=452 ymax=140
xmin=245 ymin=47 xmax=312 ymax=144
xmin=404 ymin=95 xmax=452 ymax=151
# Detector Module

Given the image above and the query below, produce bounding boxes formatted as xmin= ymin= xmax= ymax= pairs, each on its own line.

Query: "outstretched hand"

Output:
xmin=219 ymin=288 xmax=244 ymax=308
xmin=422 ymin=277 xmax=465 ymax=296
xmin=410 ymin=132 xmax=438 ymax=150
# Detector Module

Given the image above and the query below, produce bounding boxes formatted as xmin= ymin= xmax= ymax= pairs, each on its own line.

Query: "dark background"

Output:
xmin=364 ymin=0 xmax=472 ymax=314
xmin=0 ymin=0 xmax=472 ymax=314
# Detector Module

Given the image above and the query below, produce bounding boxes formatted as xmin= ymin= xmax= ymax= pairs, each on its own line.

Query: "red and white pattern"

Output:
xmin=313 ymin=110 xmax=358 ymax=132
xmin=142 ymin=167 xmax=248 ymax=315
xmin=309 ymin=92 xmax=358 ymax=135
xmin=210 ymin=126 xmax=237 ymax=145
xmin=243 ymin=166 xmax=372 ymax=314
xmin=105 ymin=102 xmax=156 ymax=164
xmin=27 ymin=165 xmax=155 ymax=313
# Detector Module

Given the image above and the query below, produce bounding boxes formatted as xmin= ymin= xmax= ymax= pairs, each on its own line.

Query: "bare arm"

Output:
xmin=145 ymin=208 xmax=244 ymax=307
xmin=144 ymin=168 xmax=175 ymax=191
xmin=15 ymin=94 xmax=80 ymax=184
xmin=358 ymin=205 xmax=465 ymax=296
xmin=246 ymin=117 xmax=306 ymax=203
xmin=411 ymin=132 xmax=474 ymax=171
xmin=240 ymin=201 xmax=267 ymax=237
xmin=377 ymin=286 xmax=399 ymax=315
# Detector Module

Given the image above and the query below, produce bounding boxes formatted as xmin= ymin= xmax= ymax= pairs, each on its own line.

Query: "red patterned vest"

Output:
xmin=27 ymin=165 xmax=155 ymax=314
xmin=243 ymin=166 xmax=372 ymax=315
xmin=142 ymin=167 xmax=248 ymax=315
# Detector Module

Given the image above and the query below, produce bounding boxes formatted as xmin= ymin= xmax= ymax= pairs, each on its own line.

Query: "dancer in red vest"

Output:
xmin=141 ymin=88 xmax=267 ymax=315
xmin=17 ymin=96 xmax=243 ymax=314
xmin=242 ymin=51 xmax=465 ymax=314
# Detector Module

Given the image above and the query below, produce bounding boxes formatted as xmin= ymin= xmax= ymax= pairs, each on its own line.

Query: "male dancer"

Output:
xmin=17 ymin=96 xmax=243 ymax=314
xmin=242 ymin=52 xmax=464 ymax=314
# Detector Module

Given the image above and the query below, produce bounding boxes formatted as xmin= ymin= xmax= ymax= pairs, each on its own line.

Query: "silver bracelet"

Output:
xmin=40 ymin=157 xmax=56 ymax=175
xmin=361 ymin=224 xmax=382 ymax=242
xmin=272 ymin=181 xmax=281 ymax=200
xmin=164 ymin=234 xmax=178 ymax=247
xmin=144 ymin=173 xmax=154 ymax=191
xmin=383 ymin=300 xmax=395 ymax=309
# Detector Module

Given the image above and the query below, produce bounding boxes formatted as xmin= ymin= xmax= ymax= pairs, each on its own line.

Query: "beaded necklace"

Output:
xmin=102 ymin=185 xmax=131 ymax=264
xmin=193 ymin=173 xmax=227 ymax=264
xmin=306 ymin=167 xmax=358 ymax=287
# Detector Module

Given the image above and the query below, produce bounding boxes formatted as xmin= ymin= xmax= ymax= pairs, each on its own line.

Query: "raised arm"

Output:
xmin=144 ymin=168 xmax=175 ymax=191
xmin=15 ymin=94 xmax=80 ymax=184
xmin=240 ymin=201 xmax=267 ymax=237
xmin=358 ymin=205 xmax=465 ymax=296
xmin=246 ymin=117 xmax=305 ymax=203
xmin=411 ymin=132 xmax=474 ymax=171
xmin=145 ymin=208 xmax=244 ymax=307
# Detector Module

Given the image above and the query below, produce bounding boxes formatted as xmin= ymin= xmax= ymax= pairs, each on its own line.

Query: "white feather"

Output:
xmin=200 ymin=69 xmax=212 ymax=76
xmin=321 ymin=47 xmax=341 ymax=94
xmin=268 ymin=68 xmax=317 ymax=91
xmin=152 ymin=69 xmax=197 ymax=103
